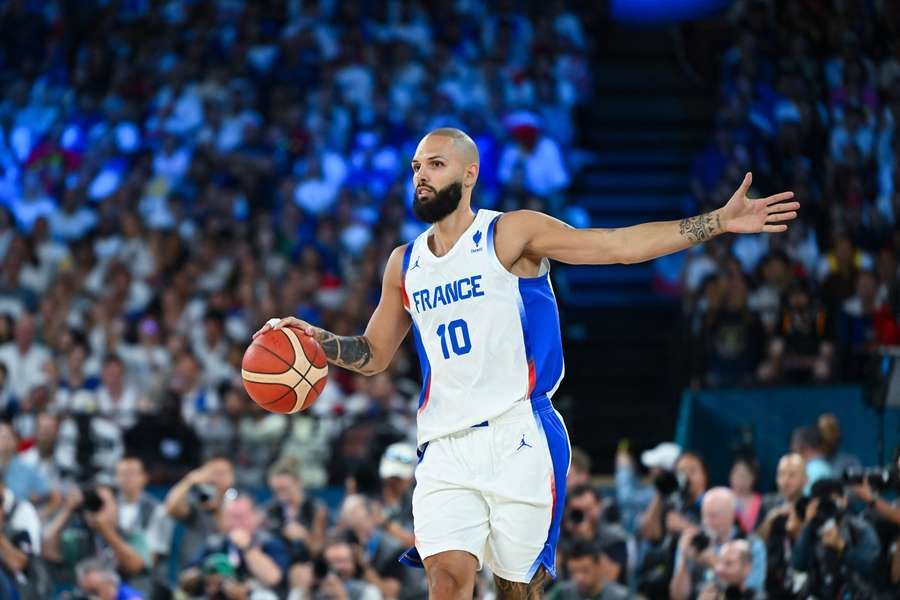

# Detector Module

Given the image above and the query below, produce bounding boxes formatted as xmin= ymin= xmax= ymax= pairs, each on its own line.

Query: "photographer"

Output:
xmin=639 ymin=451 xmax=709 ymax=543
xmin=74 ymin=558 xmax=142 ymax=600
xmin=670 ymin=488 xmax=766 ymax=600
xmin=565 ymin=485 xmax=628 ymax=584
xmin=264 ymin=457 xmax=328 ymax=562
xmin=179 ymin=494 xmax=288 ymax=597
xmin=849 ymin=457 xmax=900 ymax=591
xmin=337 ymin=494 xmax=405 ymax=600
xmin=696 ymin=540 xmax=759 ymax=600
xmin=164 ymin=456 xmax=235 ymax=572
xmin=791 ymin=478 xmax=881 ymax=598
xmin=636 ymin=451 xmax=709 ymax=599
xmin=0 ymin=479 xmax=49 ymax=600
xmin=43 ymin=483 xmax=149 ymax=593
xmin=756 ymin=453 xmax=806 ymax=542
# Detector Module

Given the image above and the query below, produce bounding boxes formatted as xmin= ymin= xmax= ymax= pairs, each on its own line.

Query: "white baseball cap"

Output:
xmin=379 ymin=443 xmax=417 ymax=480
xmin=641 ymin=442 xmax=682 ymax=471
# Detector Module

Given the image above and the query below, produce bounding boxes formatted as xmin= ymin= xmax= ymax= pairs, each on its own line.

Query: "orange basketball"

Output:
xmin=241 ymin=326 xmax=328 ymax=414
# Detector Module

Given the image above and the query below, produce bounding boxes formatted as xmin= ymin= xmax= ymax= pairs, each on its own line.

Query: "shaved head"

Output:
xmin=424 ymin=128 xmax=479 ymax=166
xmin=411 ymin=128 xmax=481 ymax=223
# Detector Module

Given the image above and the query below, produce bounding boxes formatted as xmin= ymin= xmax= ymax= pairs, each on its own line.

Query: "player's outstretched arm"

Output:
xmin=254 ymin=246 xmax=411 ymax=375
xmin=511 ymin=172 xmax=798 ymax=266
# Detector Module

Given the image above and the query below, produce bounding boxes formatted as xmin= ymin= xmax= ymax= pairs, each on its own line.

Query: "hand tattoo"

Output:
xmin=678 ymin=211 xmax=723 ymax=244
xmin=315 ymin=330 xmax=374 ymax=374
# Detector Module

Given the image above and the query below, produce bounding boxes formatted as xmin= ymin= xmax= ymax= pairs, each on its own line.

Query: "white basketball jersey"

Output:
xmin=401 ymin=209 xmax=565 ymax=446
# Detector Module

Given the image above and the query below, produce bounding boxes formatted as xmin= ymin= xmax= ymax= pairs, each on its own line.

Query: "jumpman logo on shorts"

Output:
xmin=516 ymin=434 xmax=532 ymax=452
xmin=410 ymin=256 xmax=421 ymax=270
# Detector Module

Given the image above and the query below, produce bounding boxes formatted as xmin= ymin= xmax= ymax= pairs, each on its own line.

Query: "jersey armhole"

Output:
xmin=487 ymin=213 xmax=551 ymax=280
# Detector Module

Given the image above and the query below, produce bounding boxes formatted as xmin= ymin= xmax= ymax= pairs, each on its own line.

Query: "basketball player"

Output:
xmin=255 ymin=128 xmax=799 ymax=599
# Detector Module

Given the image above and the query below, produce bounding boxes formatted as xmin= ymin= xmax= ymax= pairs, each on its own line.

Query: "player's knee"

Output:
xmin=427 ymin=565 xmax=473 ymax=597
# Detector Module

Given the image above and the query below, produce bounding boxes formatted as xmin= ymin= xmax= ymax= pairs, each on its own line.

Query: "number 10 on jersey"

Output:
xmin=436 ymin=319 xmax=472 ymax=359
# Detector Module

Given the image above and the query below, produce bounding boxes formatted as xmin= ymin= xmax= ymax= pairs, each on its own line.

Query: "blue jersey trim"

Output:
xmin=527 ymin=400 xmax=570 ymax=580
xmin=517 ymin=275 xmax=564 ymax=400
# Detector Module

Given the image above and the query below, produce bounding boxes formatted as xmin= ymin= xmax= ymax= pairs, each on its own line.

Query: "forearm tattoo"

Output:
xmin=678 ymin=211 xmax=722 ymax=244
xmin=315 ymin=331 xmax=374 ymax=374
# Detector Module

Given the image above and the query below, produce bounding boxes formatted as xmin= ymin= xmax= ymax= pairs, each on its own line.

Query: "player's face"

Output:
xmin=411 ymin=136 xmax=465 ymax=223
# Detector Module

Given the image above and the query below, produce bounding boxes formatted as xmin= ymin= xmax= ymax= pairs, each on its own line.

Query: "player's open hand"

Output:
xmin=253 ymin=316 xmax=316 ymax=339
xmin=719 ymin=172 xmax=799 ymax=234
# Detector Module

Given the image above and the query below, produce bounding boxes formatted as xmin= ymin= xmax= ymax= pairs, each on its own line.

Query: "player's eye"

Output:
xmin=431 ymin=161 xmax=443 ymax=168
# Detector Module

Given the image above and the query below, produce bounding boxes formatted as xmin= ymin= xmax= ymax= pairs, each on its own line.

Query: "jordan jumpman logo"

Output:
xmin=517 ymin=434 xmax=532 ymax=452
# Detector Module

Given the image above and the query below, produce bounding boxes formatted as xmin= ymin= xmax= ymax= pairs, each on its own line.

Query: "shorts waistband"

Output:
xmin=469 ymin=395 xmax=552 ymax=429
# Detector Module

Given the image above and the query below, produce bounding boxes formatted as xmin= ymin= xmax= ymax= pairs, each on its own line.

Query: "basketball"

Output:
xmin=241 ymin=326 xmax=328 ymax=414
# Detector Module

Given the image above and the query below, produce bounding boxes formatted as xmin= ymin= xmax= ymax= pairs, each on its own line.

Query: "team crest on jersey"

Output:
xmin=471 ymin=230 xmax=483 ymax=253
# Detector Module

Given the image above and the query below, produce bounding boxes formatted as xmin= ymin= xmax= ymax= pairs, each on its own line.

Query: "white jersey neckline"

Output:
xmin=421 ymin=209 xmax=482 ymax=263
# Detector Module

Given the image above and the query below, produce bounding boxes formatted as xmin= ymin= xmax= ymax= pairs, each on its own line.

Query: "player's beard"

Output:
xmin=413 ymin=180 xmax=463 ymax=223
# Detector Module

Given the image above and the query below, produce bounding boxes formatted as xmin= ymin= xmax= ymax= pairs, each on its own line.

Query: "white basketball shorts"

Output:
xmin=400 ymin=394 xmax=571 ymax=583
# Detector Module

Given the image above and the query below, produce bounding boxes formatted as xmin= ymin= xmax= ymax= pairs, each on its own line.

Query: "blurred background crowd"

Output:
xmin=0 ymin=0 xmax=896 ymax=599
xmin=681 ymin=0 xmax=900 ymax=390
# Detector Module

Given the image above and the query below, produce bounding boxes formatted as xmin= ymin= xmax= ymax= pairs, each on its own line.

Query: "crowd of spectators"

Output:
xmin=682 ymin=0 xmax=900 ymax=390
xmin=0 ymin=0 xmax=596 ymax=598
xmin=614 ymin=413 xmax=899 ymax=600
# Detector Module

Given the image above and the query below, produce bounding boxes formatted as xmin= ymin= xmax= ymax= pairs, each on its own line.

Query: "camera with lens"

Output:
xmin=653 ymin=470 xmax=681 ymax=497
xmin=721 ymin=583 xmax=754 ymax=600
xmin=81 ymin=487 xmax=104 ymax=513
xmin=691 ymin=530 xmax=711 ymax=553
xmin=568 ymin=508 xmax=585 ymax=525
xmin=190 ymin=483 xmax=218 ymax=507
xmin=841 ymin=465 xmax=900 ymax=492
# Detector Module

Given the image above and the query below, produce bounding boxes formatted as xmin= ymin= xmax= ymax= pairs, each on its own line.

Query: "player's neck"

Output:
xmin=429 ymin=206 xmax=477 ymax=257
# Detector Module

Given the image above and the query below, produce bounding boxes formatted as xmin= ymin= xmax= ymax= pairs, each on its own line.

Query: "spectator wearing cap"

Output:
xmin=615 ymin=442 xmax=677 ymax=535
xmin=547 ymin=540 xmax=634 ymax=600
xmin=790 ymin=426 xmax=833 ymax=494
xmin=375 ymin=442 xmax=416 ymax=549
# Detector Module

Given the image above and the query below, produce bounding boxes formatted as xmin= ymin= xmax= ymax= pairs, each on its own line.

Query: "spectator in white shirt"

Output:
xmin=0 ymin=312 xmax=50 ymax=401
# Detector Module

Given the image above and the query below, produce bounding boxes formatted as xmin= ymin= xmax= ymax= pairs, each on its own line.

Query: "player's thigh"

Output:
xmin=413 ymin=437 xmax=492 ymax=566
xmin=485 ymin=408 xmax=569 ymax=582
xmin=423 ymin=550 xmax=479 ymax=597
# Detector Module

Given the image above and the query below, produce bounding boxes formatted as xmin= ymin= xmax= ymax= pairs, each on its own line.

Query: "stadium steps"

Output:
xmin=555 ymin=23 xmax=715 ymax=469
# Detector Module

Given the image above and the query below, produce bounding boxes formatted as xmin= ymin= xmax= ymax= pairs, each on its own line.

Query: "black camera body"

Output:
xmin=691 ymin=530 xmax=711 ymax=553
xmin=190 ymin=483 xmax=217 ymax=506
xmin=81 ymin=488 xmax=104 ymax=513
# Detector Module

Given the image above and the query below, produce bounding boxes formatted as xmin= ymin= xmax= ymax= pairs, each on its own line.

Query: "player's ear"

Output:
xmin=464 ymin=163 xmax=479 ymax=188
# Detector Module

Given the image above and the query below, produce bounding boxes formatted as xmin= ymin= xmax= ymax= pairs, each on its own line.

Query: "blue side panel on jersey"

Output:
xmin=518 ymin=275 xmax=564 ymax=397
xmin=401 ymin=243 xmax=413 ymax=275
xmin=486 ymin=214 xmax=501 ymax=260
xmin=527 ymin=399 xmax=571 ymax=580
xmin=410 ymin=321 xmax=431 ymax=411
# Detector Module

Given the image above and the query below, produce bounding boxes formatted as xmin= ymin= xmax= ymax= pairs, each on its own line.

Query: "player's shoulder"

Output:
xmin=494 ymin=209 xmax=556 ymax=230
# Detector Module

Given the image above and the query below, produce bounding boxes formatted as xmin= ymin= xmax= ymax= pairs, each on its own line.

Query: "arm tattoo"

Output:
xmin=314 ymin=330 xmax=374 ymax=374
xmin=678 ymin=211 xmax=722 ymax=244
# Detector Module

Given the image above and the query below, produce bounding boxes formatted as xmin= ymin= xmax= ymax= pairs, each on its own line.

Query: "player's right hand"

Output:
xmin=253 ymin=316 xmax=316 ymax=339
